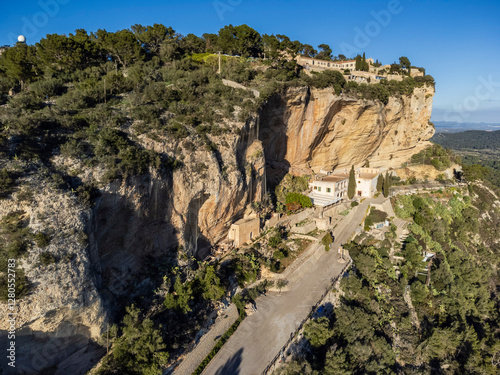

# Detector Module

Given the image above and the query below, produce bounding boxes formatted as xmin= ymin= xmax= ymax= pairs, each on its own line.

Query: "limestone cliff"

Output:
xmin=0 ymin=116 xmax=265 ymax=374
xmin=0 ymin=83 xmax=434 ymax=374
xmin=259 ymin=85 xmax=435 ymax=181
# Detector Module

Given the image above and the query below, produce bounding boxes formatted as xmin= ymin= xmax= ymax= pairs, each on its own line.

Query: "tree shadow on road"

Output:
xmin=214 ymin=347 xmax=244 ymax=375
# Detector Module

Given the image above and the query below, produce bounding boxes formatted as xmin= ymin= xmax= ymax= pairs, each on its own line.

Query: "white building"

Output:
xmin=308 ymin=175 xmax=348 ymax=207
xmin=355 ymin=168 xmax=380 ymax=198
xmin=308 ymin=167 xmax=381 ymax=206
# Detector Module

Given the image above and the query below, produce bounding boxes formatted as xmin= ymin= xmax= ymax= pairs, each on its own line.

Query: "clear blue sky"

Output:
xmin=1 ymin=0 xmax=499 ymax=123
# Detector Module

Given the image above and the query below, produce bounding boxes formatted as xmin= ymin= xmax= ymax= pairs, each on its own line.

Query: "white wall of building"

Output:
xmin=310 ymin=180 xmax=336 ymax=196
xmin=355 ymin=176 xmax=378 ymax=198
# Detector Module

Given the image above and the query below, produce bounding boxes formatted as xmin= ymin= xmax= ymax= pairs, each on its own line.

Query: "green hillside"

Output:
xmin=277 ymin=181 xmax=500 ymax=374
xmin=432 ymin=130 xmax=500 ymax=150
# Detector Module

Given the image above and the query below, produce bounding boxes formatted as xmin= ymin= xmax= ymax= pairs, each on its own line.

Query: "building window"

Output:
xmin=327 ymin=188 xmax=331 ymax=193
xmin=314 ymin=186 xmax=317 ymax=190
xmin=318 ymin=187 xmax=321 ymax=192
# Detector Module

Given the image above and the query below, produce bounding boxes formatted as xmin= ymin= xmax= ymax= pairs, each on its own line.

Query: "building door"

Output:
xmin=358 ymin=191 xmax=362 ymax=196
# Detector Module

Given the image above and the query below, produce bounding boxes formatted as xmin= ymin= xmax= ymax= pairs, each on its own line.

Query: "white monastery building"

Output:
xmin=308 ymin=167 xmax=381 ymax=207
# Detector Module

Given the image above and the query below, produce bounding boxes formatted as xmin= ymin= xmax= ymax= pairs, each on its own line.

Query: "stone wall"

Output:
xmin=291 ymin=220 xmax=317 ymax=235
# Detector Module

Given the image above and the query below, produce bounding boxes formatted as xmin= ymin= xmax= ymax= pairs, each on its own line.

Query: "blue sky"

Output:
xmin=1 ymin=0 xmax=499 ymax=123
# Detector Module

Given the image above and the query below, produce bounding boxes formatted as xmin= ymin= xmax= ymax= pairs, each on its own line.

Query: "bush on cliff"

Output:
xmin=285 ymin=192 xmax=313 ymax=208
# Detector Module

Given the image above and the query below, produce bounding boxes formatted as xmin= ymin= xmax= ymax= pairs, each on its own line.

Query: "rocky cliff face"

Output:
xmin=0 ymin=116 xmax=265 ymax=374
xmin=0 ymin=84 xmax=434 ymax=374
xmin=259 ymin=85 xmax=435 ymax=182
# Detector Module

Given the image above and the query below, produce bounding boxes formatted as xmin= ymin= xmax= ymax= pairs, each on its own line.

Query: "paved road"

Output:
xmin=202 ymin=198 xmax=380 ymax=375
xmin=173 ymin=305 xmax=239 ymax=375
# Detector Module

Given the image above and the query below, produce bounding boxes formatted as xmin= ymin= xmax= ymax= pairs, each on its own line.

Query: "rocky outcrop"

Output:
xmin=0 ymin=115 xmax=265 ymax=374
xmin=0 ymin=174 xmax=105 ymax=375
xmin=259 ymin=85 xmax=435 ymax=181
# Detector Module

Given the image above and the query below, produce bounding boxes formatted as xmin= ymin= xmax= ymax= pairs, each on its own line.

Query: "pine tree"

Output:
xmin=348 ymin=165 xmax=356 ymax=199
xmin=377 ymin=174 xmax=384 ymax=192
xmin=383 ymin=171 xmax=390 ymax=197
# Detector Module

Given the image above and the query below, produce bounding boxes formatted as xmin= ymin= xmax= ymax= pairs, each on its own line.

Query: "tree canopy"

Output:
xmin=348 ymin=165 xmax=356 ymax=199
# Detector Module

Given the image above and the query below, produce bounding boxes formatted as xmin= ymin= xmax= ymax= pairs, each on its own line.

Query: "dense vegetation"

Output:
xmin=0 ymin=211 xmax=40 ymax=300
xmin=432 ymin=130 xmax=500 ymax=151
xmin=0 ymin=22 xmax=433 ymax=374
xmin=0 ymin=24 xmax=433 ymax=208
xmin=278 ymin=181 xmax=500 ymax=374
xmin=431 ymin=130 xmax=500 ymax=192
xmin=408 ymin=143 xmax=461 ymax=172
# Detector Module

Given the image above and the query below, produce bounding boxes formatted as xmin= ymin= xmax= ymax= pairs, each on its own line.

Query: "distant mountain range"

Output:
xmin=433 ymin=121 xmax=500 ymax=133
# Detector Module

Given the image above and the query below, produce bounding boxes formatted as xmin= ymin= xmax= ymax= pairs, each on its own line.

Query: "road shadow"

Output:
xmin=214 ymin=347 xmax=244 ymax=375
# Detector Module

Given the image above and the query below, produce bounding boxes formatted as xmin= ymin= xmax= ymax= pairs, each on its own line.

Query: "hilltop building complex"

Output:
xmin=296 ymin=55 xmax=424 ymax=85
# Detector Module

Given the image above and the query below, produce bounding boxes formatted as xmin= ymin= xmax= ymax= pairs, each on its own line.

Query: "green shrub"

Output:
xmin=275 ymin=174 xmax=310 ymax=205
xmin=0 ymin=267 xmax=29 ymax=301
xmin=0 ymin=169 xmax=14 ymax=198
xmin=164 ymin=277 xmax=193 ymax=314
xmin=96 ymin=304 xmax=169 ymax=375
xmin=431 ymin=158 xmax=444 ymax=171
xmin=29 ymin=78 xmax=65 ymax=98
xmin=304 ymin=317 xmax=333 ymax=347
xmin=350 ymin=201 xmax=359 ymax=208
xmin=268 ymin=235 xmax=282 ymax=248
xmin=321 ymin=232 xmax=333 ymax=251
xmin=364 ymin=216 xmax=373 ymax=231
xmin=57 ymin=89 xmax=91 ymax=111
xmin=167 ymin=122 xmax=189 ymax=139
xmin=39 ymin=251 xmax=56 ymax=266
xmin=16 ymin=187 xmax=34 ymax=202
xmin=367 ymin=208 xmax=388 ymax=223
xmin=270 ymin=260 xmax=282 ymax=273
xmin=307 ymin=70 xmax=346 ymax=89
xmin=285 ymin=192 xmax=312 ymax=208
xmin=34 ymin=232 xmax=50 ymax=248
xmin=273 ymin=250 xmax=286 ymax=259
xmin=8 ymin=91 xmax=43 ymax=110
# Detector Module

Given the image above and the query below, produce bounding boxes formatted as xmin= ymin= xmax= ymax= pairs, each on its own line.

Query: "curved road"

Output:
xmin=202 ymin=197 xmax=382 ymax=375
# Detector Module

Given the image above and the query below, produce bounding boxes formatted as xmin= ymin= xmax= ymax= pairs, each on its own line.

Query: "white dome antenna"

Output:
xmin=17 ymin=35 xmax=26 ymax=43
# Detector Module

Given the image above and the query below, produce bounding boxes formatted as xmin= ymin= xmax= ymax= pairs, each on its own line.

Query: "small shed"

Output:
xmin=228 ymin=217 xmax=260 ymax=248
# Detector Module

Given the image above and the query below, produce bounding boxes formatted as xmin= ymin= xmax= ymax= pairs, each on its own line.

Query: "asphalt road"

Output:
xmin=202 ymin=198 xmax=378 ymax=375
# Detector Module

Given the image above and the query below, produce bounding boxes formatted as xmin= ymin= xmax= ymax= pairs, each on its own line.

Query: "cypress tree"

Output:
xmin=348 ymin=165 xmax=356 ymax=199
xmin=355 ymin=55 xmax=361 ymax=71
xmin=383 ymin=171 xmax=390 ymax=198
xmin=362 ymin=52 xmax=367 ymax=71
xmin=377 ymin=174 xmax=384 ymax=192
